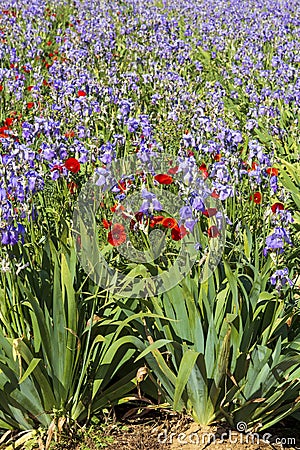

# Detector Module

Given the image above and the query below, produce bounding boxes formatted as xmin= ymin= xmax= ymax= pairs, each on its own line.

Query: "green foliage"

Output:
xmin=278 ymin=159 xmax=300 ymax=293
xmin=0 ymin=231 xmax=145 ymax=446
xmin=132 ymin=260 xmax=300 ymax=430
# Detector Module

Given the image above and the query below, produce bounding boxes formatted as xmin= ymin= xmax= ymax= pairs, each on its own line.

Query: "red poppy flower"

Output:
xmin=266 ymin=167 xmax=279 ymax=176
xmin=171 ymin=224 xmax=188 ymax=241
xmin=27 ymin=85 xmax=34 ymax=91
xmin=0 ymin=85 xmax=3 ymax=91
xmin=110 ymin=203 xmax=125 ymax=213
xmin=102 ymin=219 xmax=111 ymax=229
xmin=211 ymin=190 xmax=219 ymax=199
xmin=199 ymin=163 xmax=209 ymax=179
xmin=108 ymin=223 xmax=126 ymax=246
xmin=65 ymin=131 xmax=75 ymax=138
xmin=27 ymin=102 xmax=34 ymax=109
xmin=117 ymin=180 xmax=127 ymax=192
xmin=51 ymin=164 xmax=63 ymax=173
xmin=250 ymin=192 xmax=262 ymax=204
xmin=5 ymin=118 xmax=13 ymax=127
xmin=64 ymin=157 xmax=80 ymax=173
xmin=271 ymin=202 xmax=284 ymax=213
xmin=203 ymin=208 xmax=218 ymax=217
xmin=0 ymin=125 xmax=9 ymax=138
xmin=150 ymin=215 xmax=164 ymax=227
xmin=208 ymin=225 xmax=220 ymax=238
xmin=161 ymin=217 xmax=177 ymax=229
xmin=248 ymin=161 xmax=258 ymax=172
xmin=154 ymin=174 xmax=174 ymax=185
xmin=78 ymin=90 xmax=86 ymax=97
xmin=214 ymin=153 xmax=221 ymax=161
xmin=43 ymin=79 xmax=49 ymax=86
xmin=167 ymin=166 xmax=179 ymax=175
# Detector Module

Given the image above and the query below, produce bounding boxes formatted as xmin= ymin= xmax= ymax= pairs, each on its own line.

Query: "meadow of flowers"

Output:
xmin=0 ymin=0 xmax=300 ymax=447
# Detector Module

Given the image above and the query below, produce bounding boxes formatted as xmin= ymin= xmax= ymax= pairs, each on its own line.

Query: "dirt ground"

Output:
xmin=103 ymin=410 xmax=300 ymax=450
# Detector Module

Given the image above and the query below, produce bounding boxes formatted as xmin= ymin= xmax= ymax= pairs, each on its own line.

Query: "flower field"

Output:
xmin=0 ymin=0 xmax=300 ymax=447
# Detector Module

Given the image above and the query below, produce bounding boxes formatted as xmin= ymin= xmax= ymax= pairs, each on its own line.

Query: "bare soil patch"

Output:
xmin=102 ymin=410 xmax=300 ymax=450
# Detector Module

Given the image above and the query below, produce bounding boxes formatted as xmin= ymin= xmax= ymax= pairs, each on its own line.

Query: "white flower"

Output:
xmin=15 ymin=262 xmax=29 ymax=276
xmin=0 ymin=258 xmax=11 ymax=273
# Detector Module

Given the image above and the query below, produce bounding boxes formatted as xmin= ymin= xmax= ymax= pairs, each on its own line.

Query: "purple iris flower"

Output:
xmin=119 ymin=99 xmax=132 ymax=118
xmin=245 ymin=119 xmax=258 ymax=130
xmin=184 ymin=219 xmax=198 ymax=232
xmin=95 ymin=167 xmax=111 ymax=190
xmin=270 ymin=268 xmax=293 ymax=289
xmin=257 ymin=151 xmax=271 ymax=166
xmin=248 ymin=167 xmax=262 ymax=184
xmin=191 ymin=196 xmax=205 ymax=212
xmin=213 ymin=183 xmax=234 ymax=200
xmin=100 ymin=152 xmax=114 ymax=164
xmin=182 ymin=132 xmax=195 ymax=147
xmin=180 ymin=206 xmax=193 ymax=219
xmin=40 ymin=143 xmax=55 ymax=161
xmin=270 ymin=175 xmax=278 ymax=193
xmin=264 ymin=227 xmax=292 ymax=256
xmin=210 ymin=163 xmax=230 ymax=183
xmin=1 ymin=226 xmax=19 ymax=245
xmin=140 ymin=189 xmax=163 ymax=213
xmin=116 ymin=193 xmax=126 ymax=201
xmin=151 ymin=93 xmax=161 ymax=104
xmin=278 ymin=210 xmax=294 ymax=224
xmin=0 ymin=188 xmax=6 ymax=201
xmin=127 ymin=118 xmax=140 ymax=133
